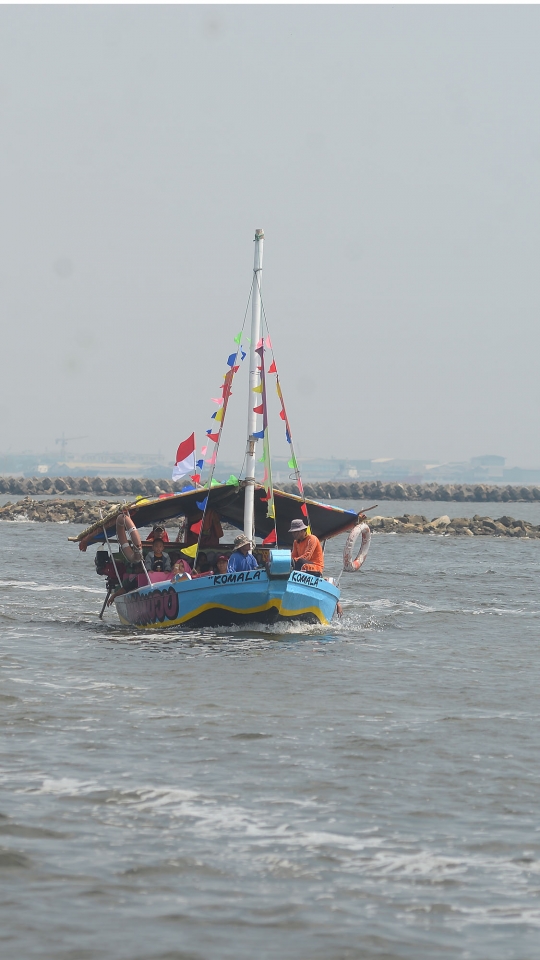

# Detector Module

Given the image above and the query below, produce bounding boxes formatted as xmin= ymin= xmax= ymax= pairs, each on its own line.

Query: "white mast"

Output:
xmin=243 ymin=228 xmax=264 ymax=540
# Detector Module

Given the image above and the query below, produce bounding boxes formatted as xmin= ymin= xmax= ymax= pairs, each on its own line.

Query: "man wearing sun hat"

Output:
xmin=289 ymin=519 xmax=324 ymax=577
xmin=227 ymin=534 xmax=258 ymax=573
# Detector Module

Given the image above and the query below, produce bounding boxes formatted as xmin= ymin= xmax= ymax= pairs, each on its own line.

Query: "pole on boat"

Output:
xmin=243 ymin=228 xmax=264 ymax=541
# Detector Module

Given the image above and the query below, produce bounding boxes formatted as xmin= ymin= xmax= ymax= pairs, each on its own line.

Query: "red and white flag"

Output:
xmin=172 ymin=433 xmax=196 ymax=481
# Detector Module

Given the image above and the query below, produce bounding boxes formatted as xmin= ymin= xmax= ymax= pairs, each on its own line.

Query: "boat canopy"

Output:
xmin=70 ymin=482 xmax=360 ymax=551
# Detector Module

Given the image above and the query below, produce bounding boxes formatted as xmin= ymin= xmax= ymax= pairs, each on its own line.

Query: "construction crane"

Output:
xmin=55 ymin=434 xmax=88 ymax=460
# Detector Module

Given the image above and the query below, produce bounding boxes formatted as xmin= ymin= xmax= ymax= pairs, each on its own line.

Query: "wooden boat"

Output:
xmin=70 ymin=231 xmax=370 ymax=630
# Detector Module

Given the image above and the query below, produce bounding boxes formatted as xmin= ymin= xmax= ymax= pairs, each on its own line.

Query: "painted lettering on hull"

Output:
xmin=290 ymin=571 xmax=321 ymax=587
xmin=123 ymin=586 xmax=179 ymax=626
xmin=212 ymin=570 xmax=262 ymax=586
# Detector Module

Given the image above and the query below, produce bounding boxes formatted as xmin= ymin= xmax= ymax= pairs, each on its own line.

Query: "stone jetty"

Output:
xmin=0 ymin=498 xmax=122 ymax=525
xmin=368 ymin=514 xmax=540 ymax=538
xmin=1 ymin=476 xmax=540 ymax=502
xmin=0 ymin=498 xmax=539 ymax=537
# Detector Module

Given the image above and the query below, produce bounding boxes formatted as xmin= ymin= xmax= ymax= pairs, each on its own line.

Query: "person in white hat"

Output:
xmin=289 ymin=519 xmax=324 ymax=576
xmin=227 ymin=534 xmax=258 ymax=573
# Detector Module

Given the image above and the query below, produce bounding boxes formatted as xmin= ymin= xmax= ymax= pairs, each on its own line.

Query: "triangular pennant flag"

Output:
xmin=301 ymin=503 xmax=308 ymax=517
xmin=253 ymin=429 xmax=265 ymax=439
xmin=190 ymin=520 xmax=202 ymax=535
xmin=227 ymin=353 xmax=236 ymax=367
xmin=252 ymin=383 xmax=263 ymax=393
xmin=211 ymin=397 xmax=223 ymax=405
xmin=253 ymin=404 xmax=264 ymax=414
xmin=268 ymin=360 xmax=277 ymax=373
xmin=205 ymin=453 xmax=217 ymax=465
xmin=181 ymin=543 xmax=198 ymax=558
xmin=201 ymin=446 xmax=207 ymax=456
xmin=196 ymin=459 xmax=204 ymax=470
xmin=190 ymin=474 xmax=201 ymax=484
xmin=182 ymin=483 xmax=195 ymax=492
xmin=286 ymin=429 xmax=291 ymax=443
xmin=214 ymin=407 xmax=224 ymax=422
xmin=262 ymin=529 xmax=277 ymax=545
xmin=207 ymin=433 xmax=219 ymax=443
xmin=234 ymin=332 xmax=242 ymax=344
xmin=172 ymin=433 xmax=196 ymax=481
xmin=225 ymin=475 xmax=239 ymax=486
xmin=196 ymin=497 xmax=208 ymax=510
xmin=288 ymin=456 xmax=297 ymax=470
xmin=279 ymin=409 xmax=286 ymax=420
xmin=241 ymin=350 xmax=246 ymax=360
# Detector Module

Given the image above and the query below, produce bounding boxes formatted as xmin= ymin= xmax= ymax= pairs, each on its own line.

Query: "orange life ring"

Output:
xmin=116 ymin=511 xmax=143 ymax=564
xmin=343 ymin=522 xmax=371 ymax=572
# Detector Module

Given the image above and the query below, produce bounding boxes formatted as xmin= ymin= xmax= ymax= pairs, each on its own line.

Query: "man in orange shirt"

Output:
xmin=289 ymin=519 xmax=324 ymax=577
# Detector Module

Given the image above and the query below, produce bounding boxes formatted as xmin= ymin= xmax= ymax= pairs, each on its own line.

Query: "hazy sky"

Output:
xmin=1 ymin=5 xmax=539 ymax=469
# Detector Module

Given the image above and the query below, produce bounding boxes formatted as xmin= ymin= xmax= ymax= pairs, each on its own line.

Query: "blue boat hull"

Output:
xmin=114 ymin=568 xmax=339 ymax=630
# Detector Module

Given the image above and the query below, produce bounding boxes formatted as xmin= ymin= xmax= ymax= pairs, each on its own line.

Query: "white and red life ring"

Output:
xmin=116 ymin=511 xmax=143 ymax=564
xmin=343 ymin=522 xmax=371 ymax=572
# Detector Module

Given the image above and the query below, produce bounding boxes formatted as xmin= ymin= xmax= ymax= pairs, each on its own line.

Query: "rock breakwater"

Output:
xmin=0 ymin=498 xmax=121 ymax=525
xmin=369 ymin=514 xmax=540 ymax=537
xmin=1 ymin=476 xmax=540 ymax=502
xmin=1 ymin=498 xmax=539 ymax=537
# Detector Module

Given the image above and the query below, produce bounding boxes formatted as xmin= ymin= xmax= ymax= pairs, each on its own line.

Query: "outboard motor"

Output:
xmin=94 ymin=549 xmax=109 ymax=576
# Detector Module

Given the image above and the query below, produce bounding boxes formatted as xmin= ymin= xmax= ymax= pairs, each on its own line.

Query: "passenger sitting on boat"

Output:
xmin=193 ymin=551 xmax=212 ymax=575
xmin=144 ymin=537 xmax=171 ymax=573
xmin=171 ymin=558 xmax=192 ymax=580
xmin=289 ymin=519 xmax=324 ymax=576
xmin=216 ymin=555 xmax=228 ymax=575
xmin=227 ymin=535 xmax=258 ymax=573
xmin=146 ymin=524 xmax=170 ymax=543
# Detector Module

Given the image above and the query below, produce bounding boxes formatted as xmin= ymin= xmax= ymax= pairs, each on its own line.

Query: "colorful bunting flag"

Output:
xmin=207 ymin=433 xmax=219 ymax=443
xmin=181 ymin=543 xmax=198 ymax=558
xmin=190 ymin=474 xmax=201 ymax=484
xmin=253 ymin=404 xmax=264 ymax=414
xmin=190 ymin=520 xmax=203 ymax=535
xmin=196 ymin=497 xmax=208 ymax=510
xmin=268 ymin=360 xmax=277 ymax=374
xmin=253 ymin=429 xmax=265 ymax=439
xmin=262 ymin=530 xmax=277 ymax=545
xmin=172 ymin=433 xmax=196 ymax=481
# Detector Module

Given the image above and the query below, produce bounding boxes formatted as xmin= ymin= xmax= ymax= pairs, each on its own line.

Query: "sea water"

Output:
xmin=1 ymin=500 xmax=540 ymax=959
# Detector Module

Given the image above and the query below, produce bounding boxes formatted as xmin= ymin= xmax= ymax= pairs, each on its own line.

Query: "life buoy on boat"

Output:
xmin=343 ymin=522 xmax=371 ymax=572
xmin=116 ymin=511 xmax=143 ymax=564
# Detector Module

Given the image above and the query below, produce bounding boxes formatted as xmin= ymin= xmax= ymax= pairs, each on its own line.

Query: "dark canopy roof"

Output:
xmin=70 ymin=482 xmax=360 ymax=551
